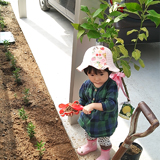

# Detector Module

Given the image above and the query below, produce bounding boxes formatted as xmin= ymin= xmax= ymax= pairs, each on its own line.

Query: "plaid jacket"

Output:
xmin=78 ymin=78 xmax=118 ymax=138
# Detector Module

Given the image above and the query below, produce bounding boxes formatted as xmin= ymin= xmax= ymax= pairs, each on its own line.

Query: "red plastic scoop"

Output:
xmin=58 ymin=101 xmax=83 ymax=117
xmin=71 ymin=101 xmax=83 ymax=110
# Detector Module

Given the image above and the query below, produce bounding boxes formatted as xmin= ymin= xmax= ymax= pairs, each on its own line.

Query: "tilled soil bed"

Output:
xmin=0 ymin=3 xmax=78 ymax=160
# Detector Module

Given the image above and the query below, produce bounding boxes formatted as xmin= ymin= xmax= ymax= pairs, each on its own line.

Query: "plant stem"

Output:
xmin=121 ymin=77 xmax=130 ymax=101
xmin=133 ymin=9 xmax=145 ymax=51
xmin=115 ymin=61 xmax=130 ymax=101
xmin=120 ymin=10 xmax=146 ymax=102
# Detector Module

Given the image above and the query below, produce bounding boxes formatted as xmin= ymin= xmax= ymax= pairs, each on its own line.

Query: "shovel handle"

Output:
xmin=138 ymin=101 xmax=159 ymax=126
xmin=128 ymin=101 xmax=159 ymax=138
xmin=112 ymin=101 xmax=159 ymax=160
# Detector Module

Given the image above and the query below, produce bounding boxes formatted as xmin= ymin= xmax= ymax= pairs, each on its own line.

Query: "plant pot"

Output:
xmin=18 ymin=0 xmax=27 ymax=18
xmin=119 ymin=142 xmax=143 ymax=160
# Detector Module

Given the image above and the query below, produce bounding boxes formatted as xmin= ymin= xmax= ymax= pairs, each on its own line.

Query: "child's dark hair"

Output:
xmin=84 ymin=66 xmax=112 ymax=75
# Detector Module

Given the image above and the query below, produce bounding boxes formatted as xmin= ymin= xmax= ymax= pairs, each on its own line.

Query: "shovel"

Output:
xmin=112 ymin=101 xmax=159 ymax=160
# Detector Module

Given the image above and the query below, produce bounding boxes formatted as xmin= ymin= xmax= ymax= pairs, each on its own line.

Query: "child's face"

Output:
xmin=87 ymin=69 xmax=109 ymax=88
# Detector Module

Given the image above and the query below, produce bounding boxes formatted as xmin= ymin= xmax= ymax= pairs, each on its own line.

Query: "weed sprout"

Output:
xmin=5 ymin=50 xmax=12 ymax=61
xmin=0 ymin=19 xmax=6 ymax=31
xmin=23 ymin=88 xmax=30 ymax=105
xmin=18 ymin=107 xmax=28 ymax=121
xmin=3 ymin=40 xmax=10 ymax=51
xmin=10 ymin=55 xmax=17 ymax=69
xmin=35 ymin=141 xmax=45 ymax=158
xmin=13 ymin=67 xmax=21 ymax=84
xmin=27 ymin=122 xmax=36 ymax=139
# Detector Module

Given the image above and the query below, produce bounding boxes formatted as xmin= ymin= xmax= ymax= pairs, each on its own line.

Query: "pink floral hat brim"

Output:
xmin=77 ymin=45 xmax=119 ymax=73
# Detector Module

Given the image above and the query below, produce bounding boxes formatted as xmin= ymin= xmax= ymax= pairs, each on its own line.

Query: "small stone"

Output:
xmin=2 ymin=134 xmax=5 ymax=137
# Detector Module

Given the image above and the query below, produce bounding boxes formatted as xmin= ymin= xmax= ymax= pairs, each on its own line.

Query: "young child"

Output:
xmin=73 ymin=45 xmax=119 ymax=160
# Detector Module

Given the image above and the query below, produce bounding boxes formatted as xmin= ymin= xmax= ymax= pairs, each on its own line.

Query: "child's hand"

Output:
xmin=83 ymin=104 xmax=94 ymax=114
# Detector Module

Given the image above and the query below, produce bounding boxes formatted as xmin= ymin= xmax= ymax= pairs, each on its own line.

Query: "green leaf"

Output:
xmin=134 ymin=63 xmax=140 ymax=71
xmin=140 ymin=27 xmax=149 ymax=37
xmin=132 ymin=49 xmax=141 ymax=60
xmin=123 ymin=9 xmax=140 ymax=17
xmin=118 ymin=45 xmax=128 ymax=56
xmin=118 ymin=55 xmax=129 ymax=60
xmin=127 ymin=29 xmax=138 ymax=35
xmin=99 ymin=21 xmax=108 ymax=28
xmin=147 ymin=10 xmax=160 ymax=27
xmin=138 ymin=33 xmax=147 ymax=41
xmin=80 ymin=35 xmax=84 ymax=43
xmin=93 ymin=3 xmax=108 ymax=18
xmin=147 ymin=10 xmax=160 ymax=18
xmin=139 ymin=58 xmax=145 ymax=68
xmin=146 ymin=0 xmax=160 ymax=7
xmin=81 ymin=5 xmax=90 ymax=13
xmin=146 ymin=15 xmax=160 ymax=27
xmin=115 ymin=37 xmax=124 ymax=44
xmin=109 ymin=11 xmax=122 ymax=17
xmin=102 ymin=31 xmax=111 ymax=38
xmin=100 ymin=3 xmax=109 ymax=9
xmin=80 ymin=23 xmax=95 ymax=30
xmin=41 ymin=142 xmax=45 ymax=147
xmin=112 ymin=46 xmax=120 ymax=61
xmin=93 ymin=8 xmax=104 ymax=18
xmin=112 ymin=51 xmax=118 ymax=61
xmin=114 ymin=13 xmax=129 ymax=23
xmin=138 ymin=0 xmax=146 ymax=5
xmin=131 ymin=39 xmax=137 ymax=42
xmin=77 ymin=30 xmax=85 ymax=39
xmin=87 ymin=30 xmax=101 ymax=39
xmin=71 ymin=23 xmax=79 ymax=30
xmin=93 ymin=23 xmax=99 ymax=28
xmin=120 ymin=60 xmax=131 ymax=77
xmin=125 ymin=3 xmax=142 ymax=12
xmin=97 ymin=12 xmax=104 ymax=19
xmin=100 ymin=0 xmax=109 ymax=4
xmin=100 ymin=28 xmax=105 ymax=34
xmin=109 ymin=41 xmax=114 ymax=49
xmin=145 ymin=0 xmax=152 ymax=6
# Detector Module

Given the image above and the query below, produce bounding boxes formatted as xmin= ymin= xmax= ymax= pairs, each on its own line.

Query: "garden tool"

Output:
xmin=58 ymin=101 xmax=83 ymax=116
xmin=112 ymin=101 xmax=159 ymax=160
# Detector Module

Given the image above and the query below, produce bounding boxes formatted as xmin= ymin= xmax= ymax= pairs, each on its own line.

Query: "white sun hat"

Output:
xmin=77 ymin=45 xmax=119 ymax=72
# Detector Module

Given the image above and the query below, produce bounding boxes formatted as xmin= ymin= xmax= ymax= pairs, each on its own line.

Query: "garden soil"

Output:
xmin=0 ymin=3 xmax=79 ymax=160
